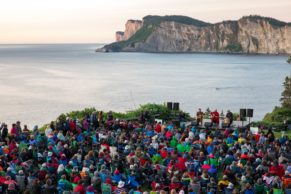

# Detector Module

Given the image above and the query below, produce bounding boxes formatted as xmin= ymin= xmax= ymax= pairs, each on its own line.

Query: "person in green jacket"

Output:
xmin=254 ymin=178 xmax=266 ymax=194
xmin=58 ymin=175 xmax=72 ymax=193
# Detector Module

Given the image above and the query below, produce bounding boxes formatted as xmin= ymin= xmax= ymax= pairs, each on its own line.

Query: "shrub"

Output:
xmin=41 ymin=103 xmax=191 ymax=130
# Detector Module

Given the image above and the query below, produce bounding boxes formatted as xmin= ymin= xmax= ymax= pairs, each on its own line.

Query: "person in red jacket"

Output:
xmin=211 ymin=110 xmax=220 ymax=125
xmin=269 ymin=161 xmax=285 ymax=178
xmin=73 ymin=180 xmax=86 ymax=194
xmin=10 ymin=123 xmax=17 ymax=137
xmin=155 ymin=122 xmax=162 ymax=133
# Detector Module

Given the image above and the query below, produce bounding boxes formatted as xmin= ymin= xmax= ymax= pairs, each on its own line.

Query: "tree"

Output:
xmin=280 ymin=76 xmax=291 ymax=108
xmin=288 ymin=56 xmax=291 ymax=64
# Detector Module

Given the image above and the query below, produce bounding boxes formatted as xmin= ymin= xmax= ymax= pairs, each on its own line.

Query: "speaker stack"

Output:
xmin=173 ymin=102 xmax=179 ymax=111
xmin=240 ymin=109 xmax=246 ymax=119
xmin=240 ymin=108 xmax=254 ymax=125
xmin=246 ymin=109 xmax=253 ymax=117
xmin=166 ymin=102 xmax=180 ymax=111
xmin=167 ymin=102 xmax=173 ymax=110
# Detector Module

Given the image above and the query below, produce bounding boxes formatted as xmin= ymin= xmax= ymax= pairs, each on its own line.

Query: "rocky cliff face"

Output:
xmin=115 ymin=20 xmax=143 ymax=42
xmin=101 ymin=15 xmax=291 ymax=54
xmin=115 ymin=31 xmax=125 ymax=42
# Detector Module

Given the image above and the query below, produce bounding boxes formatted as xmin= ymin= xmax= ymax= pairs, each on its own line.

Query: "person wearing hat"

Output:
xmin=242 ymin=183 xmax=255 ymax=194
xmin=254 ymin=178 xmax=266 ymax=194
xmin=282 ymin=170 xmax=291 ymax=188
xmin=42 ymin=178 xmax=57 ymax=194
xmin=31 ymin=179 xmax=42 ymax=194
xmin=16 ymin=170 xmax=25 ymax=192
xmin=114 ymin=181 xmax=126 ymax=194
xmin=189 ymin=177 xmax=201 ymax=194
xmin=218 ymin=175 xmax=229 ymax=191
xmin=201 ymin=170 xmax=210 ymax=188
xmin=58 ymin=174 xmax=73 ymax=193
xmin=101 ymin=178 xmax=112 ymax=194
xmin=207 ymin=177 xmax=218 ymax=194
xmin=224 ymin=182 xmax=234 ymax=194
xmin=73 ymin=180 xmax=86 ymax=194
xmin=208 ymin=165 xmax=217 ymax=179
xmin=181 ymin=172 xmax=191 ymax=187
xmin=7 ymin=183 xmax=17 ymax=194
xmin=86 ymin=185 xmax=96 ymax=194
xmin=112 ymin=169 xmax=121 ymax=184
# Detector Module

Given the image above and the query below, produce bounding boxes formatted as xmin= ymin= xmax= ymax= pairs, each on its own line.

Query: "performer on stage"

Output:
xmin=196 ymin=108 xmax=204 ymax=126
xmin=226 ymin=110 xmax=234 ymax=126
xmin=211 ymin=109 xmax=220 ymax=125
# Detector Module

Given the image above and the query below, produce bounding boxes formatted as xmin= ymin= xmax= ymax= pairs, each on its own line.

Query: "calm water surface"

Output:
xmin=0 ymin=44 xmax=290 ymax=127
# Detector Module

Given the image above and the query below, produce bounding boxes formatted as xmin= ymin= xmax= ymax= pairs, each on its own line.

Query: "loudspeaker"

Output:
xmin=240 ymin=109 xmax=246 ymax=118
xmin=173 ymin=102 xmax=179 ymax=111
xmin=204 ymin=122 xmax=212 ymax=128
xmin=167 ymin=102 xmax=173 ymax=110
xmin=247 ymin=109 xmax=253 ymax=117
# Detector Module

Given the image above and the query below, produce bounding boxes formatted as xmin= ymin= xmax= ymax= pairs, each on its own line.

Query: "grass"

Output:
xmin=261 ymin=107 xmax=291 ymax=128
xmin=274 ymin=130 xmax=291 ymax=138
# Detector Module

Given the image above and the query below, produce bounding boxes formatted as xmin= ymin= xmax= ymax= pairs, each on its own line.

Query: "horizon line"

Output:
xmin=0 ymin=42 xmax=108 ymax=45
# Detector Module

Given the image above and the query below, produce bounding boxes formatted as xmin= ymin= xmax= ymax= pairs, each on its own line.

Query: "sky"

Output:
xmin=0 ymin=0 xmax=290 ymax=44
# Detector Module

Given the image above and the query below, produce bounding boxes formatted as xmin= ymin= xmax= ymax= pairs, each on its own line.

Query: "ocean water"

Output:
xmin=0 ymin=44 xmax=290 ymax=127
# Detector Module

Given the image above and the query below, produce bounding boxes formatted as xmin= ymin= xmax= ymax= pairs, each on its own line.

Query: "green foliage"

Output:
xmin=288 ymin=56 xmax=291 ymax=64
xmin=224 ymin=43 xmax=243 ymax=52
xmin=126 ymin=103 xmax=191 ymax=121
xmin=124 ymin=25 xmax=154 ymax=46
xmin=143 ymin=15 xmax=210 ymax=27
xmin=280 ymin=76 xmax=291 ymax=108
xmin=104 ymin=42 xmax=123 ymax=52
xmin=204 ymin=108 xmax=211 ymax=119
xmin=62 ymin=108 xmax=97 ymax=121
xmin=242 ymin=15 xmax=289 ymax=27
xmin=104 ymin=25 xmax=154 ymax=52
xmin=262 ymin=107 xmax=291 ymax=128
xmin=232 ymin=113 xmax=240 ymax=121
xmin=41 ymin=103 xmax=191 ymax=130
xmin=261 ymin=75 xmax=291 ymax=129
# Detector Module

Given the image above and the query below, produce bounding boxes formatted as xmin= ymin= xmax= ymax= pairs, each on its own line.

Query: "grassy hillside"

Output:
xmin=142 ymin=15 xmax=210 ymax=27
xmin=259 ymin=107 xmax=291 ymax=128
xmin=105 ymin=25 xmax=154 ymax=52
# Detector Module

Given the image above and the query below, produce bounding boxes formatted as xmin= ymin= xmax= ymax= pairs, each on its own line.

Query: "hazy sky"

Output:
xmin=0 ymin=0 xmax=290 ymax=44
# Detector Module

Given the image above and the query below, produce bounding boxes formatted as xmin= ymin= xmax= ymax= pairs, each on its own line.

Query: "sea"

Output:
xmin=0 ymin=43 xmax=290 ymax=127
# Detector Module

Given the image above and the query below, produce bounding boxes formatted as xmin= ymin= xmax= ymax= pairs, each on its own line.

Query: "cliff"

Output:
xmin=115 ymin=20 xmax=143 ymax=42
xmin=98 ymin=15 xmax=291 ymax=54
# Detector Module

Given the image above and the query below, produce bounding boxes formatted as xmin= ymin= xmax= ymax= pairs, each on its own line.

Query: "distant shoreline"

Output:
xmin=96 ymin=47 xmax=290 ymax=57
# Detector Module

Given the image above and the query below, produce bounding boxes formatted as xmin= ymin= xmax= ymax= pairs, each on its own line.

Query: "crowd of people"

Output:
xmin=0 ymin=109 xmax=290 ymax=194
